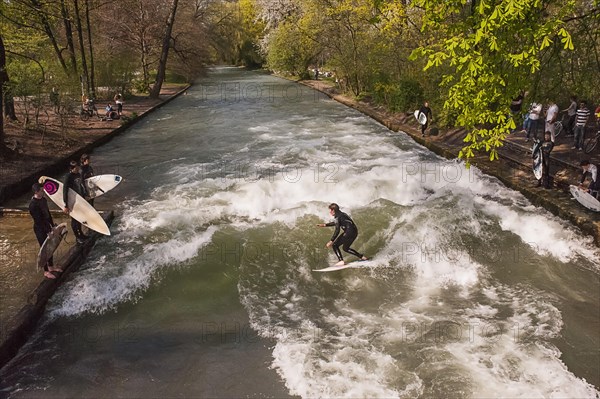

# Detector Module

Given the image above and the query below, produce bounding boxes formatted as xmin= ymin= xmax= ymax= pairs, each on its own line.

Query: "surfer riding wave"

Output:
xmin=317 ymin=203 xmax=368 ymax=266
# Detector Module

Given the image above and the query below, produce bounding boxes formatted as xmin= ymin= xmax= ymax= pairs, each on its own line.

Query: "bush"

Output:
xmin=165 ymin=72 xmax=188 ymax=84
xmin=373 ymin=78 xmax=424 ymax=112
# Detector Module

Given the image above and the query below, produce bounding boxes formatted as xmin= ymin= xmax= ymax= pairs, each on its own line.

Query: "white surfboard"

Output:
xmin=414 ymin=110 xmax=427 ymax=125
xmin=37 ymin=223 xmax=68 ymax=269
xmin=39 ymin=176 xmax=111 ymax=235
xmin=85 ymin=174 xmax=123 ymax=199
xmin=532 ymin=142 xmax=543 ymax=180
xmin=570 ymin=185 xmax=600 ymax=212
xmin=313 ymin=260 xmax=372 ymax=272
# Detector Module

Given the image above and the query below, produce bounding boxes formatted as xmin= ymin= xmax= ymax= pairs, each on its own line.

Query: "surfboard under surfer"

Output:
xmin=317 ymin=203 xmax=368 ymax=266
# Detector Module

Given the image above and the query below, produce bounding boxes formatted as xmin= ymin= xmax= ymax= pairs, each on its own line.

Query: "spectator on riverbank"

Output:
xmin=418 ymin=101 xmax=433 ymax=136
xmin=545 ymin=100 xmax=559 ymax=142
xmin=105 ymin=103 xmax=115 ymax=120
xmin=579 ymin=160 xmax=599 ymax=199
xmin=538 ymin=131 xmax=554 ymax=189
xmin=510 ymin=91 xmax=526 ymax=132
xmin=82 ymin=95 xmax=97 ymax=115
xmin=49 ymin=88 xmax=60 ymax=114
xmin=526 ymin=102 xmax=542 ymax=142
xmin=114 ymin=93 xmax=123 ymax=116
xmin=562 ymin=95 xmax=578 ymax=136
xmin=63 ymin=161 xmax=89 ymax=244
xmin=29 ymin=183 xmax=61 ymax=279
xmin=573 ymin=100 xmax=591 ymax=151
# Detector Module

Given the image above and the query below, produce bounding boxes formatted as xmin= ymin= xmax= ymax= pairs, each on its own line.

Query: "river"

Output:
xmin=1 ymin=67 xmax=598 ymax=398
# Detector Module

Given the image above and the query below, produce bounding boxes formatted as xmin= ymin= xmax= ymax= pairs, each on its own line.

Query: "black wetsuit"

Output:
xmin=81 ymin=164 xmax=95 ymax=206
xmin=540 ymin=140 xmax=554 ymax=188
xmin=418 ymin=106 xmax=432 ymax=135
xmin=29 ymin=196 xmax=55 ymax=269
xmin=326 ymin=211 xmax=364 ymax=261
xmin=64 ymin=171 xmax=88 ymax=239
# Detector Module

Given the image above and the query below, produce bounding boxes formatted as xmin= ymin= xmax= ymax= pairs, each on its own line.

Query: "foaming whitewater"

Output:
xmin=43 ymin=70 xmax=599 ymax=398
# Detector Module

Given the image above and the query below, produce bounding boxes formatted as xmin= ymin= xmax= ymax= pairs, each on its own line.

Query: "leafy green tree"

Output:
xmin=410 ymin=0 xmax=578 ymax=163
xmin=265 ymin=20 xmax=318 ymax=78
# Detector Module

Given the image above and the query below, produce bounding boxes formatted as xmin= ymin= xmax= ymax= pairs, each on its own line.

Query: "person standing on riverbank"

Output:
xmin=510 ymin=91 xmax=527 ymax=133
xmin=63 ymin=161 xmax=89 ymax=244
xmin=317 ymin=203 xmax=368 ymax=266
xmin=579 ymin=160 xmax=599 ymax=199
xmin=573 ymin=101 xmax=591 ymax=151
xmin=114 ymin=93 xmax=123 ymax=116
xmin=526 ymin=102 xmax=542 ymax=142
xmin=537 ymin=131 xmax=554 ymax=189
xmin=29 ymin=183 xmax=61 ymax=279
xmin=418 ymin=101 xmax=433 ymax=136
xmin=562 ymin=95 xmax=578 ymax=136
xmin=545 ymin=100 xmax=559 ymax=142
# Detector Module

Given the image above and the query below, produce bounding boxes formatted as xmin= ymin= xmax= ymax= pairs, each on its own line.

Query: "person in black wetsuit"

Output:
xmin=29 ymin=183 xmax=62 ymax=279
xmin=63 ymin=160 xmax=89 ymax=244
xmin=536 ymin=131 xmax=554 ymax=189
xmin=317 ymin=203 xmax=368 ymax=266
xmin=418 ymin=101 xmax=433 ymax=136
xmin=80 ymin=153 xmax=95 ymax=206
xmin=579 ymin=160 xmax=600 ymax=199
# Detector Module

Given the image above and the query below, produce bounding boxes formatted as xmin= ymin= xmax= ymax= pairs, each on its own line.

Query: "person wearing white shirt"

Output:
xmin=526 ymin=102 xmax=542 ymax=142
xmin=545 ymin=100 xmax=559 ymax=142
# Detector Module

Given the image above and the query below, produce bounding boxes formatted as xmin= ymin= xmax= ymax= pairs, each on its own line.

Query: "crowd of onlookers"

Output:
xmin=511 ymin=92 xmax=600 ymax=149
xmin=510 ymin=92 xmax=600 ymax=197
xmin=81 ymin=93 xmax=124 ymax=121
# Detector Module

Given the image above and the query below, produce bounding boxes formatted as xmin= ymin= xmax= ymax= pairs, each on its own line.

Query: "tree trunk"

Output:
xmin=149 ymin=0 xmax=179 ymax=99
xmin=138 ymin=1 xmax=151 ymax=92
xmin=73 ymin=0 xmax=90 ymax=96
xmin=85 ymin=0 xmax=96 ymax=99
xmin=0 ymin=35 xmax=10 ymax=153
xmin=31 ymin=0 xmax=70 ymax=75
xmin=61 ymin=0 xmax=78 ymax=75
xmin=4 ymin=95 xmax=17 ymax=121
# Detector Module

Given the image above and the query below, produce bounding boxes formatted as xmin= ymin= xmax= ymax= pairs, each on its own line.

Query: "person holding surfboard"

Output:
xmin=536 ymin=131 xmax=554 ymax=189
xmin=29 ymin=183 xmax=62 ymax=279
xmin=317 ymin=203 xmax=368 ymax=266
xmin=579 ymin=160 xmax=599 ymax=199
xmin=417 ymin=101 xmax=433 ymax=136
xmin=63 ymin=161 xmax=89 ymax=244
xmin=80 ymin=153 xmax=95 ymax=206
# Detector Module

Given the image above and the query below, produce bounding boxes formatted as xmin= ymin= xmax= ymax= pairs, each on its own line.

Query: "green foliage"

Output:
xmin=265 ymin=21 xmax=318 ymax=77
xmin=132 ymin=79 xmax=150 ymax=95
xmin=165 ymin=72 xmax=188 ymax=84
xmin=373 ymin=78 xmax=424 ymax=112
xmin=94 ymin=51 xmax=137 ymax=94
xmin=412 ymin=0 xmax=578 ymax=164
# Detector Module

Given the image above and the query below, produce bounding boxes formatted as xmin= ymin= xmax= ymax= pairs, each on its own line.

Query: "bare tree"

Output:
xmin=60 ymin=0 xmax=78 ymax=75
xmin=73 ymin=0 xmax=90 ymax=96
xmin=149 ymin=0 xmax=179 ymax=99
xmin=84 ymin=0 xmax=96 ymax=98
xmin=0 ymin=35 xmax=9 ymax=154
